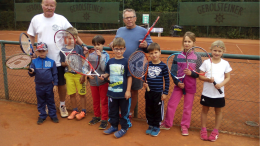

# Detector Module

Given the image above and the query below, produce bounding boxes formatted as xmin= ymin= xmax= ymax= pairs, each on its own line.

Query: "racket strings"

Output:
xmin=55 ymin=30 xmax=75 ymax=58
xmin=88 ymin=51 xmax=99 ymax=70
xmin=167 ymin=54 xmax=186 ymax=79
xmin=6 ymin=54 xmax=31 ymax=68
xmin=128 ymin=52 xmax=149 ymax=78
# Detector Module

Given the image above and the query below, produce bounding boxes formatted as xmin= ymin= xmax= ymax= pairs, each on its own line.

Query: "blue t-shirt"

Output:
xmin=60 ymin=45 xmax=84 ymax=74
xmin=115 ymin=26 xmax=153 ymax=59
xmin=105 ymin=58 xmax=131 ymax=99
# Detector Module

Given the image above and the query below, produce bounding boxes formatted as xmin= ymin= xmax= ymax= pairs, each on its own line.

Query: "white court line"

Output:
xmin=236 ymin=44 xmax=250 ymax=63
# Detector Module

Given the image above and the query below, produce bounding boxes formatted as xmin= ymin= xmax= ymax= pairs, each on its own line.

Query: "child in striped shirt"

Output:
xmin=143 ymin=42 xmax=170 ymax=137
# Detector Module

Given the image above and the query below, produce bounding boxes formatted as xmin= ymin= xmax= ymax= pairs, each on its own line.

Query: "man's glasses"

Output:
xmin=113 ymin=48 xmax=125 ymax=51
xmin=123 ymin=16 xmax=136 ymax=20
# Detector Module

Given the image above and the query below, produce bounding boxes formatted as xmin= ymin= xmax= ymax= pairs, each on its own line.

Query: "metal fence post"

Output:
xmin=1 ymin=42 xmax=9 ymax=100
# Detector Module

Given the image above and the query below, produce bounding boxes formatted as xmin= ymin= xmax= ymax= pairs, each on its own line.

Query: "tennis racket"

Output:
xmin=186 ymin=47 xmax=223 ymax=94
xmin=19 ymin=33 xmax=34 ymax=56
xmin=88 ymin=49 xmax=100 ymax=70
xmin=139 ymin=16 xmax=160 ymax=48
xmin=5 ymin=53 xmax=32 ymax=72
xmin=167 ymin=53 xmax=186 ymax=95
xmin=54 ymin=30 xmax=76 ymax=62
xmin=67 ymin=53 xmax=110 ymax=83
xmin=128 ymin=51 xmax=150 ymax=91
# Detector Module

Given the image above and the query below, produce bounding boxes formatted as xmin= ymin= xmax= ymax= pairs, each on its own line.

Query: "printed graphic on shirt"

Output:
xmin=45 ymin=61 xmax=51 ymax=67
xmin=108 ymin=64 xmax=125 ymax=92
xmin=148 ymin=66 xmax=162 ymax=78
xmin=52 ymin=24 xmax=60 ymax=32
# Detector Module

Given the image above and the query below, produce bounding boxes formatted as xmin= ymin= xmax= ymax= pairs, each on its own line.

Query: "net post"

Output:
xmin=0 ymin=41 xmax=10 ymax=100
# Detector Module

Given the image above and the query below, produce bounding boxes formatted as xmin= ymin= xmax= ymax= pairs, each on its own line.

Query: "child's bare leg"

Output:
xmin=70 ymin=93 xmax=77 ymax=109
xmin=79 ymin=95 xmax=86 ymax=111
xmin=201 ymin=106 xmax=209 ymax=128
xmin=214 ymin=107 xmax=222 ymax=129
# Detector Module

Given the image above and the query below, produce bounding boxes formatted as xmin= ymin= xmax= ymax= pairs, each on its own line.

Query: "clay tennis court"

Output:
xmin=0 ymin=31 xmax=259 ymax=145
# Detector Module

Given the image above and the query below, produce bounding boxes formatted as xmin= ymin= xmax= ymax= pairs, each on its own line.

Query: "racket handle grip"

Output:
xmin=182 ymin=88 xmax=186 ymax=95
xmin=213 ymin=81 xmax=223 ymax=94
xmin=28 ymin=68 xmax=32 ymax=72
xmin=104 ymin=78 xmax=110 ymax=84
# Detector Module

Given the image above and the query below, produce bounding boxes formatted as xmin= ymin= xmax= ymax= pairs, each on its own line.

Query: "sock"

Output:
xmin=213 ymin=128 xmax=219 ymax=133
xmin=201 ymin=127 xmax=207 ymax=131
xmin=119 ymin=111 xmax=121 ymax=114
xmin=82 ymin=109 xmax=86 ymax=113
xmin=60 ymin=101 xmax=65 ymax=107
xmin=73 ymin=108 xmax=78 ymax=111
xmin=129 ymin=112 xmax=132 ymax=115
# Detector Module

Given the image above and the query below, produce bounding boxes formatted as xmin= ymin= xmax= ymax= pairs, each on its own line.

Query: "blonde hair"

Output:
xmin=66 ymin=27 xmax=78 ymax=37
xmin=42 ymin=0 xmax=57 ymax=5
xmin=113 ymin=37 xmax=125 ymax=48
xmin=182 ymin=31 xmax=196 ymax=50
xmin=123 ymin=9 xmax=136 ymax=18
xmin=210 ymin=40 xmax=226 ymax=52
xmin=147 ymin=42 xmax=160 ymax=52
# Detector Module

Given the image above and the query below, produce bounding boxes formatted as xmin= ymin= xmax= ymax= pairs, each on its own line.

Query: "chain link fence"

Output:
xmin=0 ymin=44 xmax=259 ymax=137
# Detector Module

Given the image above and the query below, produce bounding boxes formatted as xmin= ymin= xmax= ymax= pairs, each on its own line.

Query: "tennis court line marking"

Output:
xmin=236 ymin=44 xmax=250 ymax=63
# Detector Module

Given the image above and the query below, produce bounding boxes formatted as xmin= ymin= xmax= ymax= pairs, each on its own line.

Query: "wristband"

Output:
xmin=81 ymin=43 xmax=87 ymax=48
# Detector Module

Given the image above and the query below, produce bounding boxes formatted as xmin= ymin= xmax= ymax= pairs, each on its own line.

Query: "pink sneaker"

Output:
xmin=181 ymin=126 xmax=189 ymax=136
xmin=76 ymin=111 xmax=86 ymax=120
xmin=67 ymin=111 xmax=78 ymax=120
xmin=200 ymin=130 xmax=208 ymax=141
xmin=160 ymin=123 xmax=170 ymax=130
xmin=208 ymin=131 xmax=219 ymax=142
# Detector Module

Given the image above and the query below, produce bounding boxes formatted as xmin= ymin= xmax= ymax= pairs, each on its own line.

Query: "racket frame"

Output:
xmin=19 ymin=33 xmax=34 ymax=55
xmin=54 ymin=30 xmax=76 ymax=62
xmin=128 ymin=51 xmax=150 ymax=91
xmin=139 ymin=16 xmax=160 ymax=48
xmin=5 ymin=53 xmax=32 ymax=70
xmin=167 ymin=52 xmax=186 ymax=95
xmin=186 ymin=46 xmax=223 ymax=94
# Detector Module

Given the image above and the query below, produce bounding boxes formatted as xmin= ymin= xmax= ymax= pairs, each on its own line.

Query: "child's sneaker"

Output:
xmin=146 ymin=125 xmax=153 ymax=135
xmin=67 ymin=111 xmax=78 ymax=120
xmin=208 ymin=131 xmax=219 ymax=142
xmin=51 ymin=117 xmax=59 ymax=123
xmin=59 ymin=105 xmax=68 ymax=118
xmin=114 ymin=129 xmax=127 ymax=138
xmin=76 ymin=111 xmax=86 ymax=120
xmin=89 ymin=117 xmax=101 ymax=125
xmin=151 ymin=126 xmax=160 ymax=137
xmin=160 ymin=123 xmax=170 ymax=130
xmin=103 ymin=126 xmax=118 ymax=135
xmin=181 ymin=125 xmax=189 ymax=136
xmin=200 ymin=130 xmax=208 ymax=141
xmin=99 ymin=120 xmax=108 ymax=130
xmin=37 ymin=117 xmax=46 ymax=125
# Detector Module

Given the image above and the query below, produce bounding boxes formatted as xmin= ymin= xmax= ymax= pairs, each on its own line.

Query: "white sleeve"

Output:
xmin=224 ymin=61 xmax=232 ymax=73
xmin=199 ymin=61 xmax=207 ymax=72
xmin=27 ymin=16 xmax=36 ymax=36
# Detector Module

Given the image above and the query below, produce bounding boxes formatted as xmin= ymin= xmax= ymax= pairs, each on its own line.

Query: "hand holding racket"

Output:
xmin=139 ymin=16 xmax=160 ymax=48
xmin=5 ymin=53 xmax=32 ymax=72
xmin=128 ymin=51 xmax=150 ymax=91
xmin=19 ymin=33 xmax=34 ymax=56
xmin=186 ymin=47 xmax=223 ymax=94
xmin=167 ymin=53 xmax=186 ymax=95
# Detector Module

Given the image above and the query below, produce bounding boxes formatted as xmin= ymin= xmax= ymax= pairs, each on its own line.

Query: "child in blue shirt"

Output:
xmin=29 ymin=42 xmax=59 ymax=125
xmin=99 ymin=37 xmax=132 ymax=138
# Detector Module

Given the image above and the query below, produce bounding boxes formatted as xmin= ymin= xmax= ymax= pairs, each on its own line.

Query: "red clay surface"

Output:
xmin=0 ymin=31 xmax=259 ymax=145
xmin=0 ymin=100 xmax=259 ymax=146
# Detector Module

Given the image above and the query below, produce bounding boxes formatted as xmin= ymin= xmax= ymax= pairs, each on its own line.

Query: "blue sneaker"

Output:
xmin=146 ymin=125 xmax=153 ymax=135
xmin=151 ymin=126 xmax=160 ymax=137
xmin=114 ymin=129 xmax=127 ymax=138
xmin=103 ymin=126 xmax=118 ymax=135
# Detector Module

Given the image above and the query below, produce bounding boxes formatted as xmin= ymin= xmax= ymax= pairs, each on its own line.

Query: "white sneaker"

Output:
xmin=59 ymin=105 xmax=68 ymax=118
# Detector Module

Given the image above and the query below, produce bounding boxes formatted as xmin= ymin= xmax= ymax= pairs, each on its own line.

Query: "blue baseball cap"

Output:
xmin=36 ymin=42 xmax=48 ymax=51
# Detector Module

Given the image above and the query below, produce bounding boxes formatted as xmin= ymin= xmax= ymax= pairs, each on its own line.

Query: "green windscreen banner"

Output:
xmin=179 ymin=2 xmax=259 ymax=27
xmin=15 ymin=2 xmax=119 ymax=23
